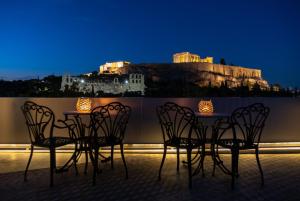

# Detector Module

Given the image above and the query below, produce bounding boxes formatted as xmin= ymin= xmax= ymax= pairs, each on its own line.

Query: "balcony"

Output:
xmin=0 ymin=97 xmax=299 ymax=200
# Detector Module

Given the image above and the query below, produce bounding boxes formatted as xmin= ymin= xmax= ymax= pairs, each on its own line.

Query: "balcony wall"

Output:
xmin=0 ymin=97 xmax=300 ymax=144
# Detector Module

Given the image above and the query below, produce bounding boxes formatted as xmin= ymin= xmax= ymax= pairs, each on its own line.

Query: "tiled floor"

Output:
xmin=0 ymin=152 xmax=300 ymax=201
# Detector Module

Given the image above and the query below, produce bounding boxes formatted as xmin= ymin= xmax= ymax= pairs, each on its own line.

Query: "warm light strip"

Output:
xmin=0 ymin=143 xmax=299 ymax=148
xmin=259 ymin=142 xmax=300 ymax=147
xmin=1 ymin=143 xmax=300 ymax=154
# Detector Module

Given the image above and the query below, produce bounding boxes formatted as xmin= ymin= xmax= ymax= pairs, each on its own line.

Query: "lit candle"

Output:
xmin=76 ymin=97 xmax=92 ymax=112
xmin=198 ymin=99 xmax=214 ymax=114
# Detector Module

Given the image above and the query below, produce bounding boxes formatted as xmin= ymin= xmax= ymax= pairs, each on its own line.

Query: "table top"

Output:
xmin=63 ymin=111 xmax=91 ymax=115
xmin=195 ymin=112 xmax=230 ymax=118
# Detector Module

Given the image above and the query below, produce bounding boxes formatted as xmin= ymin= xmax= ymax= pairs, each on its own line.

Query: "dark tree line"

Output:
xmin=0 ymin=75 xmax=64 ymax=97
xmin=145 ymin=79 xmax=298 ymax=97
xmin=0 ymin=75 xmax=298 ymax=97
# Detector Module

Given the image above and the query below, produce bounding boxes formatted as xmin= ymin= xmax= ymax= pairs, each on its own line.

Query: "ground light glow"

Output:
xmin=1 ymin=143 xmax=300 ymax=153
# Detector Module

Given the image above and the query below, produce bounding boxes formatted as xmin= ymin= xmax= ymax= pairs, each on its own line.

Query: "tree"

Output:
xmin=90 ymin=71 xmax=99 ymax=78
xmin=70 ymin=82 xmax=79 ymax=92
xmin=251 ymin=82 xmax=262 ymax=96
xmin=220 ymin=58 xmax=226 ymax=65
xmin=91 ymin=84 xmax=95 ymax=96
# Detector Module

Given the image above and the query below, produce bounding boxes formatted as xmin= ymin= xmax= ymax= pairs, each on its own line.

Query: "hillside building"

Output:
xmin=99 ymin=61 xmax=130 ymax=74
xmin=62 ymin=52 xmax=269 ymax=95
xmin=61 ymin=73 xmax=145 ymax=95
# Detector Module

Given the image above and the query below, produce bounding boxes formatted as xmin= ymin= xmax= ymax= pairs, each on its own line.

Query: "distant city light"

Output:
xmin=125 ymin=80 xmax=128 ymax=84
xmin=80 ymin=79 xmax=85 ymax=83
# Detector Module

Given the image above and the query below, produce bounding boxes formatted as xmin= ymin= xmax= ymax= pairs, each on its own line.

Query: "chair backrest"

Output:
xmin=90 ymin=102 xmax=131 ymax=142
xmin=231 ymin=103 xmax=270 ymax=145
xmin=21 ymin=101 xmax=55 ymax=143
xmin=58 ymin=119 xmax=81 ymax=140
xmin=157 ymin=102 xmax=200 ymax=143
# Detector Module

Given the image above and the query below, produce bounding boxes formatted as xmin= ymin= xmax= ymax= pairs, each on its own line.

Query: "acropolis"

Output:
xmin=60 ymin=52 xmax=269 ymax=95
xmin=103 ymin=52 xmax=269 ymax=89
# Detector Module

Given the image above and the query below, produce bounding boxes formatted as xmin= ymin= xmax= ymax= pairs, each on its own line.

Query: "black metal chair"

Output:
xmin=157 ymin=102 xmax=206 ymax=189
xmin=90 ymin=102 xmax=131 ymax=185
xmin=21 ymin=101 xmax=75 ymax=187
xmin=212 ymin=103 xmax=270 ymax=189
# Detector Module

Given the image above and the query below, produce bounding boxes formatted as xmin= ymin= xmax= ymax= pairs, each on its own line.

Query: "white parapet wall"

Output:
xmin=1 ymin=97 xmax=300 ymax=147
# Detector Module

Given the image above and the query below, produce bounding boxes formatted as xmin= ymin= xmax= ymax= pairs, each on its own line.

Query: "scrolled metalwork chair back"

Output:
xmin=59 ymin=119 xmax=81 ymax=140
xmin=157 ymin=102 xmax=202 ymax=145
xmin=21 ymin=101 xmax=55 ymax=144
xmin=91 ymin=102 xmax=131 ymax=143
xmin=21 ymin=101 xmax=75 ymax=186
xmin=157 ymin=102 xmax=206 ymax=188
xmin=231 ymin=103 xmax=270 ymax=146
xmin=212 ymin=103 xmax=270 ymax=189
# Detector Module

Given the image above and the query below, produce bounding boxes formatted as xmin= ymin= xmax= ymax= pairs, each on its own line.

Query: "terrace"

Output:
xmin=1 ymin=97 xmax=300 ymax=200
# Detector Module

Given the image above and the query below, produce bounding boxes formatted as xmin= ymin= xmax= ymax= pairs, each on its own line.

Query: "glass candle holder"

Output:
xmin=198 ymin=99 xmax=214 ymax=113
xmin=76 ymin=97 xmax=92 ymax=112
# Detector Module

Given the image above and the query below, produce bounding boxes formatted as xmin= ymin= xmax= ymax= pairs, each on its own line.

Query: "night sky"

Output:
xmin=0 ymin=0 xmax=299 ymax=87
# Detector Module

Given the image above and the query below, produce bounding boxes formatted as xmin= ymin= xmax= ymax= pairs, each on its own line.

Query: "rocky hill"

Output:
xmin=120 ymin=63 xmax=269 ymax=89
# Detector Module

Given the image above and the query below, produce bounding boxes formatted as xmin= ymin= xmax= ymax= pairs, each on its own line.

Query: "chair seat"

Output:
xmin=34 ymin=137 xmax=74 ymax=148
xmin=165 ymin=137 xmax=204 ymax=149
xmin=216 ymin=138 xmax=257 ymax=150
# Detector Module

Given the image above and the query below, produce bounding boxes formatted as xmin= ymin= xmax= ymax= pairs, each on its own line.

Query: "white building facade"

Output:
xmin=61 ymin=73 xmax=145 ymax=95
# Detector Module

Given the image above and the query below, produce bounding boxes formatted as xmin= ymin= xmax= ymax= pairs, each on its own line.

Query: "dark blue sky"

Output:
xmin=0 ymin=0 xmax=299 ymax=86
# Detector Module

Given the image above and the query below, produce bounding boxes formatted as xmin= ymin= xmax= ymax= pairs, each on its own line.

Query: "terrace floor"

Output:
xmin=0 ymin=152 xmax=300 ymax=201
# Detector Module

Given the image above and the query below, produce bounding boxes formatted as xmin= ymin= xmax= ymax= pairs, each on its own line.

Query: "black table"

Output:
xmin=190 ymin=112 xmax=230 ymax=176
xmin=61 ymin=111 xmax=110 ymax=174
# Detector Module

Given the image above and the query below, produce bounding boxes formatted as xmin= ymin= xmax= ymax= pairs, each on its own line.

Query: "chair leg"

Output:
xmin=111 ymin=145 xmax=114 ymax=170
xmin=255 ymin=147 xmax=264 ymax=186
xmin=211 ymin=144 xmax=216 ymax=176
xmin=236 ymin=150 xmax=240 ymax=178
xmin=93 ymin=147 xmax=99 ymax=186
xmin=200 ymin=145 xmax=206 ymax=177
xmin=187 ymin=148 xmax=192 ymax=189
xmin=84 ymin=149 xmax=88 ymax=175
xmin=176 ymin=147 xmax=180 ymax=173
xmin=24 ymin=145 xmax=34 ymax=182
xmin=120 ymin=143 xmax=128 ymax=179
xmin=212 ymin=162 xmax=216 ymax=176
xmin=231 ymin=148 xmax=236 ymax=190
xmin=158 ymin=144 xmax=167 ymax=181
xmin=89 ymin=147 xmax=94 ymax=162
xmin=50 ymin=147 xmax=55 ymax=187
xmin=73 ymin=150 xmax=79 ymax=176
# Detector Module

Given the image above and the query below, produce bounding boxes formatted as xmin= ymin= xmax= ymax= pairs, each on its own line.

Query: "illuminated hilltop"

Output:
xmin=99 ymin=52 xmax=269 ymax=90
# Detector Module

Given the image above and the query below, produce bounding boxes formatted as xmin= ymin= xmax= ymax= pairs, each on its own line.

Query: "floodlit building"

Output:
xmin=99 ymin=61 xmax=130 ymax=74
xmin=63 ymin=52 xmax=269 ymax=94
xmin=61 ymin=73 xmax=145 ymax=95
xmin=173 ymin=52 xmax=213 ymax=64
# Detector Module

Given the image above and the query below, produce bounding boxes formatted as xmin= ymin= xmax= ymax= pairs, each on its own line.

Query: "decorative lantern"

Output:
xmin=76 ymin=97 xmax=92 ymax=112
xmin=198 ymin=99 xmax=214 ymax=114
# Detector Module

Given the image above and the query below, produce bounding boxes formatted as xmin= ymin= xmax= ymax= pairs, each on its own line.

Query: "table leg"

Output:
xmin=56 ymin=148 xmax=79 ymax=173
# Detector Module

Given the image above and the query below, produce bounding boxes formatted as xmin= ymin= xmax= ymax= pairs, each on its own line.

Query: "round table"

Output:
xmin=189 ymin=112 xmax=231 ymax=176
